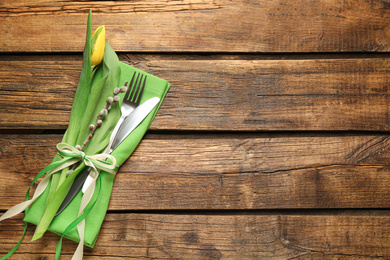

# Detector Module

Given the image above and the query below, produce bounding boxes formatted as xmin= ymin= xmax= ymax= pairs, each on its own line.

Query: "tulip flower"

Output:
xmin=91 ymin=25 xmax=106 ymax=66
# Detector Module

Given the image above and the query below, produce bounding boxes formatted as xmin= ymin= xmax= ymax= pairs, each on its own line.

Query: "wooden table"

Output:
xmin=1 ymin=0 xmax=390 ymax=259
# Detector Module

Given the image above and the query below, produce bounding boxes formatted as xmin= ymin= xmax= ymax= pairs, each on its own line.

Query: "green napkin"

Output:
xmin=24 ymin=62 xmax=170 ymax=247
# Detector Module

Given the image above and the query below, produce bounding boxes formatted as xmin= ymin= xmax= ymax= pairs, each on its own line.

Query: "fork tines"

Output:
xmin=125 ymin=72 xmax=147 ymax=103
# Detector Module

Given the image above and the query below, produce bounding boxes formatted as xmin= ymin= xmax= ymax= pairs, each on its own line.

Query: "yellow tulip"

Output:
xmin=91 ymin=25 xmax=105 ymax=66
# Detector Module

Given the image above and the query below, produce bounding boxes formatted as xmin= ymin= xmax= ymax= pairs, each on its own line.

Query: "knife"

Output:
xmin=56 ymin=97 xmax=160 ymax=216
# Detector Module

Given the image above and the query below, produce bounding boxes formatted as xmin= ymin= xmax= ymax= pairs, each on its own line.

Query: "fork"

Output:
xmin=106 ymin=72 xmax=147 ymax=153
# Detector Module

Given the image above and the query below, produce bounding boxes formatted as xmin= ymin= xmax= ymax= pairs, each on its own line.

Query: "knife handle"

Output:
xmin=55 ymin=167 xmax=92 ymax=216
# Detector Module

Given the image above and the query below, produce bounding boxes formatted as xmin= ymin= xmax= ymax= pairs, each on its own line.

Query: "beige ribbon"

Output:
xmin=71 ymin=175 xmax=97 ymax=260
xmin=0 ymin=142 xmax=116 ymax=223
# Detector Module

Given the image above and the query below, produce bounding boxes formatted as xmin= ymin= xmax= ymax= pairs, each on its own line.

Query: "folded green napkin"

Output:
xmin=24 ymin=62 xmax=170 ymax=247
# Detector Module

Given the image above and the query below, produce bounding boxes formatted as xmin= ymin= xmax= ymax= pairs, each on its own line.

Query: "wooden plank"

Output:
xmin=2 ymin=134 xmax=390 ymax=210
xmin=0 ymin=0 xmax=389 ymax=53
xmin=0 ymin=57 xmax=389 ymax=131
xmin=1 ymin=213 xmax=390 ymax=259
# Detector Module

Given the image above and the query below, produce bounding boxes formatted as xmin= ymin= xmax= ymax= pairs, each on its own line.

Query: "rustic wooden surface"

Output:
xmin=2 ymin=56 xmax=390 ymax=131
xmin=0 ymin=0 xmax=390 ymax=259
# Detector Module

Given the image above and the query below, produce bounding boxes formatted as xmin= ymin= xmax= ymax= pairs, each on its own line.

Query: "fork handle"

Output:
xmin=105 ymin=115 xmax=125 ymax=154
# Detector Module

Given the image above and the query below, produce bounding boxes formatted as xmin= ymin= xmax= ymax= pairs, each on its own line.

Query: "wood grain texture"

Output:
xmin=2 ymin=134 xmax=390 ymax=210
xmin=0 ymin=0 xmax=389 ymax=53
xmin=1 ymin=0 xmax=390 ymax=258
xmin=1 ymin=213 xmax=390 ymax=259
xmin=0 ymin=57 xmax=389 ymax=131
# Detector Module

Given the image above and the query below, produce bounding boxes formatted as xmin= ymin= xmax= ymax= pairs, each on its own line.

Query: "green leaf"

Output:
xmin=74 ymin=65 xmax=108 ymax=147
xmin=31 ymin=163 xmax=86 ymax=241
xmin=65 ymin=9 xmax=93 ymax=146
xmin=44 ymin=129 xmax=69 ymax=208
xmin=83 ymin=42 xmax=121 ymax=155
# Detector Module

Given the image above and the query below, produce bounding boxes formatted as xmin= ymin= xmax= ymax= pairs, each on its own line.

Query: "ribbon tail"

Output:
xmin=69 ymin=154 xmax=116 ymax=259
xmin=0 ymin=174 xmax=51 ymax=221
xmin=0 ymin=157 xmax=79 ymax=222
xmin=72 ymin=171 xmax=97 ymax=260
xmin=0 ymin=221 xmax=28 ymax=260
xmin=72 ymin=219 xmax=85 ymax=260
xmin=54 ymin=175 xmax=101 ymax=260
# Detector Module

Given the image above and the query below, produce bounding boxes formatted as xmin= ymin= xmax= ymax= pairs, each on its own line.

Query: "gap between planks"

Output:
xmin=0 ymin=52 xmax=390 ymax=61
xmin=2 ymin=213 xmax=390 ymax=258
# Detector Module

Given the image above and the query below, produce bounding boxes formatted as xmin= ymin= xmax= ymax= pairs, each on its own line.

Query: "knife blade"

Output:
xmin=82 ymin=96 xmax=160 ymax=193
xmin=56 ymin=97 xmax=160 ymax=216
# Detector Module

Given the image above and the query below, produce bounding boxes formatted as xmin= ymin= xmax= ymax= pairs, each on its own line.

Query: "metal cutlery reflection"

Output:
xmin=108 ymin=72 xmax=147 ymax=149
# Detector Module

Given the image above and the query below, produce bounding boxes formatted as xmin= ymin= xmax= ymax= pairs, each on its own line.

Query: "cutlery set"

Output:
xmin=56 ymin=72 xmax=159 ymax=215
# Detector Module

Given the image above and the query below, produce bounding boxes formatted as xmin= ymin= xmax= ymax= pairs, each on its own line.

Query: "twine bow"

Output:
xmin=56 ymin=143 xmax=117 ymax=177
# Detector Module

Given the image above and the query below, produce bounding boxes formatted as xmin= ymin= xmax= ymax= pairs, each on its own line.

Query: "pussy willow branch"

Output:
xmin=66 ymin=82 xmax=128 ymax=175
xmin=78 ymin=82 xmax=128 ymax=151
